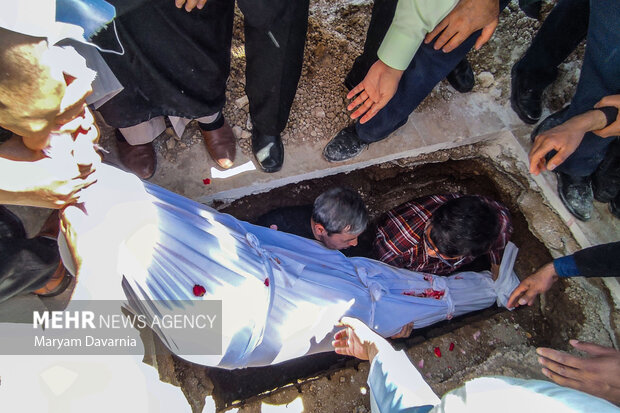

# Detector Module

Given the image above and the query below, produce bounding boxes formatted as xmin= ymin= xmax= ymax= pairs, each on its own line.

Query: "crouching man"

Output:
xmin=374 ymin=194 xmax=513 ymax=278
xmin=254 ymin=187 xmax=368 ymax=255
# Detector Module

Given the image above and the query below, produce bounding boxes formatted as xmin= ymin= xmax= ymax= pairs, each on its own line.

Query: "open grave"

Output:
xmin=140 ymin=140 xmax=618 ymax=412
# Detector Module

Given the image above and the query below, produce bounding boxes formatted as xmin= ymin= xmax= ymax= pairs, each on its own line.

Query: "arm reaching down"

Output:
xmin=333 ymin=317 xmax=440 ymax=411
xmin=537 ymin=340 xmax=620 ymax=405
xmin=529 ymin=96 xmax=619 ymax=175
xmin=347 ymin=0 xmax=457 ymax=123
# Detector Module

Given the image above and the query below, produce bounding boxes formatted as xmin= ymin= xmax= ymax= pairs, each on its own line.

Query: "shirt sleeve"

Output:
xmin=377 ymin=0 xmax=458 ymax=71
xmin=368 ymin=348 xmax=440 ymax=412
xmin=556 ymin=242 xmax=620 ymax=278
xmin=553 ymin=255 xmax=580 ymax=278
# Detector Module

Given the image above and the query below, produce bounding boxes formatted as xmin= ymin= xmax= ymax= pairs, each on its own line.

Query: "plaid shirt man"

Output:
xmin=373 ymin=194 xmax=513 ymax=275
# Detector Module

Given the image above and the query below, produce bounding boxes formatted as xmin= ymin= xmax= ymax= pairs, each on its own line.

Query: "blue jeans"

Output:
xmin=555 ymin=0 xmax=620 ymax=177
xmin=356 ymin=0 xmax=510 ymax=143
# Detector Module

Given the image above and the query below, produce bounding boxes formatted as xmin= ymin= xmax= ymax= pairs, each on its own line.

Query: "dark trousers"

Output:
xmin=514 ymin=0 xmax=590 ymax=92
xmin=516 ymin=0 xmax=620 ymax=176
xmin=0 ymin=207 xmax=58 ymax=303
xmin=593 ymin=138 xmax=620 ymax=199
xmin=244 ymin=0 xmax=310 ymax=136
xmin=346 ymin=0 xmax=399 ymax=88
xmin=556 ymin=0 xmax=620 ymax=176
xmin=96 ymin=0 xmax=234 ymax=127
xmin=355 ymin=0 xmax=510 ymax=143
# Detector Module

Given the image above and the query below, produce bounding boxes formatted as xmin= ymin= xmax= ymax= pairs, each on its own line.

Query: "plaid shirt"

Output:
xmin=373 ymin=194 xmax=513 ymax=275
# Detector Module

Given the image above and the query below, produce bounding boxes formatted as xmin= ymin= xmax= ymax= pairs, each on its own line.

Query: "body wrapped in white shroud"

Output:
xmin=60 ymin=164 xmax=519 ymax=369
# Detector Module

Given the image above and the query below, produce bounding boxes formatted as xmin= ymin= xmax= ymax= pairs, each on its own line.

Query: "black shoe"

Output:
xmin=519 ymin=0 xmax=542 ymax=19
xmin=610 ymin=193 xmax=620 ymax=219
xmin=251 ymin=129 xmax=284 ymax=173
xmin=511 ymin=64 xmax=544 ymax=124
xmin=530 ymin=106 xmax=571 ymax=142
xmin=323 ymin=125 xmax=368 ymax=162
xmin=556 ymin=171 xmax=593 ymax=221
xmin=447 ymin=58 xmax=474 ymax=93
xmin=592 ymin=138 xmax=620 ymax=203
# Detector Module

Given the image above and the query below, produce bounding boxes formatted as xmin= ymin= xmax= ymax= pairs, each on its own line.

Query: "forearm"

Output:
xmin=572 ymin=109 xmax=612 ymax=136
xmin=378 ymin=0 xmax=457 ymax=70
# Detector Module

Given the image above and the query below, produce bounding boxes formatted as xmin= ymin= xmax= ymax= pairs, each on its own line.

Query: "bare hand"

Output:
xmin=528 ymin=114 xmax=594 ymax=175
xmin=175 ymin=0 xmax=207 ymax=12
xmin=332 ymin=317 xmax=386 ymax=361
xmin=347 ymin=60 xmax=403 ymax=124
xmin=11 ymin=158 xmax=96 ymax=209
xmin=0 ymin=29 xmax=95 ymax=148
xmin=537 ymin=340 xmax=620 ymax=404
xmin=593 ymin=94 xmax=620 ymax=138
xmin=424 ymin=0 xmax=499 ymax=53
xmin=507 ymin=262 xmax=557 ymax=308
xmin=390 ymin=322 xmax=414 ymax=339
xmin=0 ymin=134 xmax=98 ymax=209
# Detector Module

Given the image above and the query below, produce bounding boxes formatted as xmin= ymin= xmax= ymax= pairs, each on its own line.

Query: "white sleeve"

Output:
xmin=368 ymin=348 xmax=440 ymax=412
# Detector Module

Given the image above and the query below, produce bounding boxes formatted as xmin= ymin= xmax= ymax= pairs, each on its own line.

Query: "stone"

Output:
xmin=166 ymin=138 xmax=176 ymax=150
xmin=240 ymin=130 xmax=252 ymax=140
xmin=311 ymin=107 xmax=326 ymax=118
xmin=478 ymin=71 xmax=495 ymax=88
xmin=234 ymin=95 xmax=249 ymax=109
xmin=246 ymin=115 xmax=253 ymax=131
xmin=232 ymin=126 xmax=243 ymax=139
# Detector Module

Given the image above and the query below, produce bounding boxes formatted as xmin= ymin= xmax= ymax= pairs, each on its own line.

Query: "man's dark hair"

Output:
xmin=312 ymin=187 xmax=368 ymax=235
xmin=429 ymin=196 xmax=501 ymax=258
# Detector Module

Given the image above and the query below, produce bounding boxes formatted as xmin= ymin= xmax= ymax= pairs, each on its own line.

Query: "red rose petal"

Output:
xmin=434 ymin=347 xmax=441 ymax=358
xmin=192 ymin=284 xmax=206 ymax=297
xmin=203 ymin=178 xmax=211 ymax=185
xmin=449 ymin=342 xmax=455 ymax=352
xmin=264 ymin=278 xmax=270 ymax=287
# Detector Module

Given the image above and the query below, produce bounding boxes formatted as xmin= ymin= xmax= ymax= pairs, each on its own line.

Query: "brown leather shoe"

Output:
xmin=200 ymin=120 xmax=236 ymax=169
xmin=117 ymin=135 xmax=156 ymax=179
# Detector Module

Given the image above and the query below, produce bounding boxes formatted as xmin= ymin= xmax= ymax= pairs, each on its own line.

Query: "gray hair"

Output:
xmin=312 ymin=187 xmax=368 ymax=235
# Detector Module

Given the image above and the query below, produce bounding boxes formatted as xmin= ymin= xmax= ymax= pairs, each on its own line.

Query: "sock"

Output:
xmin=197 ymin=113 xmax=224 ymax=132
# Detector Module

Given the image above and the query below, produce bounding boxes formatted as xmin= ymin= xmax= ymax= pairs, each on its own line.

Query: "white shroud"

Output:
xmin=60 ymin=164 xmax=519 ymax=369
